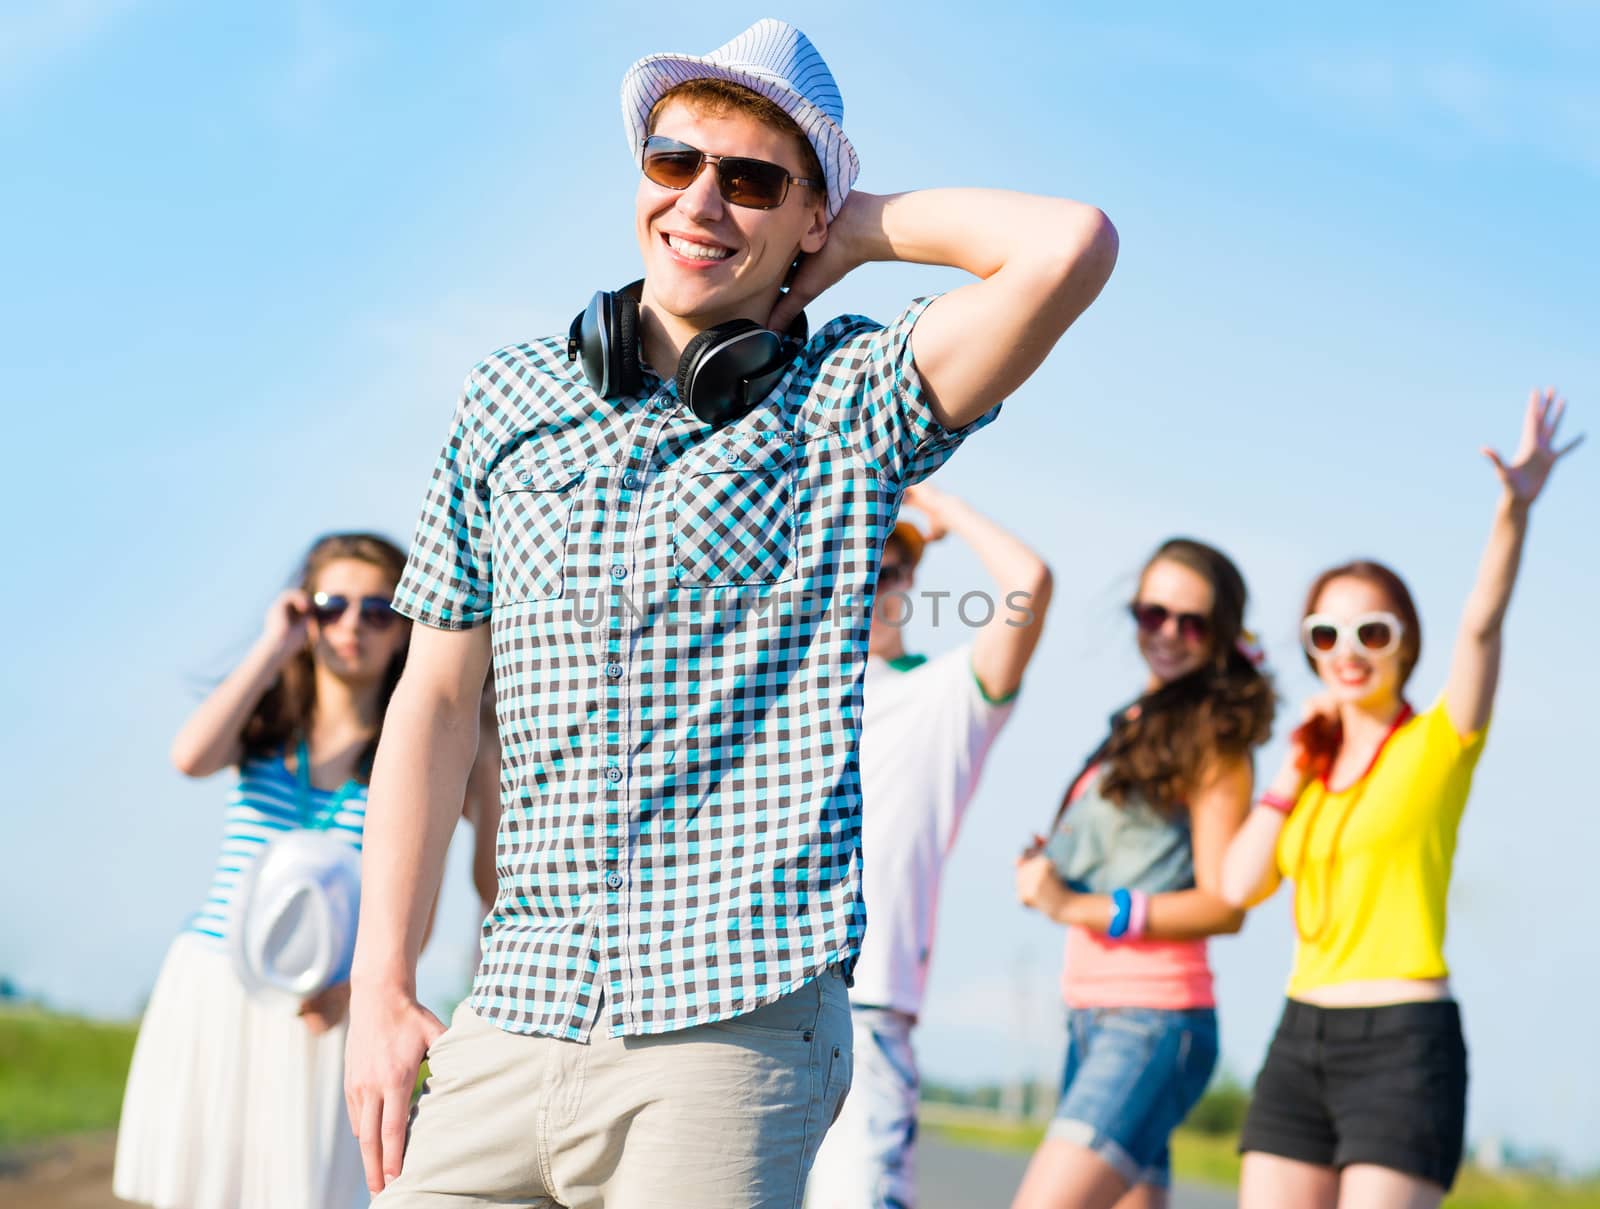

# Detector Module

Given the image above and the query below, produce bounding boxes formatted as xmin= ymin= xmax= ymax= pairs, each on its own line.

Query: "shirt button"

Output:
xmin=604 ymin=766 xmax=622 ymax=784
xmin=606 ymin=872 xmax=624 ymax=890
xmin=517 ymin=469 xmax=533 ymax=485
xmin=653 ymin=396 xmax=672 ymax=412
xmin=605 ymin=662 xmax=623 ymax=679
xmin=610 ymin=565 xmax=627 ymax=581
xmin=622 ymin=471 xmax=640 ymax=489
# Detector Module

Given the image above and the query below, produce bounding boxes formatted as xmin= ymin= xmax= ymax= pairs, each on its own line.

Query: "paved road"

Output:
xmin=921 ymin=1134 xmax=1235 ymax=1209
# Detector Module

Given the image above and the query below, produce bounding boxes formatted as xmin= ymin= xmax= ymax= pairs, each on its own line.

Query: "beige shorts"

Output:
xmin=378 ymin=969 xmax=853 ymax=1208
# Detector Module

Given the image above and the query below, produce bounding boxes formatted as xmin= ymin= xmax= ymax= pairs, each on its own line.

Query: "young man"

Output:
xmin=807 ymin=481 xmax=1052 ymax=1209
xmin=345 ymin=18 xmax=1116 ymax=1208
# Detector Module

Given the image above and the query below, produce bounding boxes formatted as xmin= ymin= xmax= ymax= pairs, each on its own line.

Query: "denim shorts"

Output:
xmin=1048 ymin=1006 xmax=1219 ymax=1187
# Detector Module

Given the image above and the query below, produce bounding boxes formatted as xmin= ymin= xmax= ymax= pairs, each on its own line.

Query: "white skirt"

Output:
xmin=113 ymin=932 xmax=369 ymax=1209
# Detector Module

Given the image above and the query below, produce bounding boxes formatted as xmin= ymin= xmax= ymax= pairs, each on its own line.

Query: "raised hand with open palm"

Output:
xmin=1483 ymin=387 xmax=1583 ymax=507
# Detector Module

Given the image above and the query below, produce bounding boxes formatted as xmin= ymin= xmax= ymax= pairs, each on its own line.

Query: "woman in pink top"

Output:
xmin=1013 ymin=538 xmax=1275 ymax=1209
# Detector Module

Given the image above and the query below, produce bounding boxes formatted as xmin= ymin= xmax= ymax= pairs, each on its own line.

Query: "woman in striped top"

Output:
xmin=115 ymin=532 xmax=411 ymax=1209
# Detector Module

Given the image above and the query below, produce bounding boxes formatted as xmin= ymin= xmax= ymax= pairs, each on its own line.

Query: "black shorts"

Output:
xmin=1239 ymin=999 xmax=1468 ymax=1190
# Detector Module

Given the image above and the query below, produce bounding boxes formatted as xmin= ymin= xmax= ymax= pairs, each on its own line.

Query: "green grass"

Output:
xmin=921 ymin=1111 xmax=1600 ymax=1209
xmin=919 ymin=1115 xmax=1044 ymax=1154
xmin=1446 ymin=1168 xmax=1600 ymax=1209
xmin=1169 ymin=1128 xmax=1244 ymax=1186
xmin=0 ymin=1003 xmax=438 ymax=1153
xmin=0 ymin=1008 xmax=139 ymax=1146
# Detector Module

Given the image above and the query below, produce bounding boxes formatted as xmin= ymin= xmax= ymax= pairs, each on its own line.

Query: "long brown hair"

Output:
xmin=1292 ymin=559 xmax=1422 ymax=777
xmin=1097 ymin=538 xmax=1276 ymax=810
xmin=239 ymin=532 xmax=409 ymax=779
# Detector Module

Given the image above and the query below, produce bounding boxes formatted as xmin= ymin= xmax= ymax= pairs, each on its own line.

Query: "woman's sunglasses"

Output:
xmin=640 ymin=135 xmax=820 ymax=210
xmin=1301 ymin=611 xmax=1403 ymax=658
xmin=310 ymin=592 xmax=399 ymax=631
xmin=1129 ymin=602 xmax=1210 ymax=643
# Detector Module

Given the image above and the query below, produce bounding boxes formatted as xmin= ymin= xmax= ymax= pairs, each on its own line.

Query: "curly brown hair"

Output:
xmin=1096 ymin=538 xmax=1277 ymax=811
xmin=239 ymin=532 xmax=409 ymax=780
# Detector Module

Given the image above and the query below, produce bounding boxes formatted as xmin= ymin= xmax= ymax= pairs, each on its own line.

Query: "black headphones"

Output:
xmin=567 ymin=280 xmax=809 ymax=428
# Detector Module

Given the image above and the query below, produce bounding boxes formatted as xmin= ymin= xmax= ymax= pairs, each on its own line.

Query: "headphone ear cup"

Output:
xmin=611 ymin=291 xmax=644 ymax=399
xmin=677 ymin=320 xmax=760 ymax=418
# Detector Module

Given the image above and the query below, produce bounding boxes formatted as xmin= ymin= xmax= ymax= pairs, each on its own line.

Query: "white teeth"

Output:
xmin=667 ymin=234 xmax=732 ymax=261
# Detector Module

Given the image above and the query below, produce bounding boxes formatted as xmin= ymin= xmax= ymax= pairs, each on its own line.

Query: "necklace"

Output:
xmin=291 ymin=738 xmax=362 ymax=832
xmin=1292 ymin=703 xmax=1413 ymax=944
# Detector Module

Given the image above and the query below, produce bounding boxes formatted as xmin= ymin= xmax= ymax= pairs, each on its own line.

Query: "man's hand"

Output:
xmin=768 ymin=191 xmax=877 ymax=333
xmin=899 ymin=482 xmax=952 ymax=542
xmin=344 ymin=983 xmax=446 ymax=1196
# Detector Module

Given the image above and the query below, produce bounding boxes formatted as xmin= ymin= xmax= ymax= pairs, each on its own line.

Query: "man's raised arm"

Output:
xmin=772 ymin=188 xmax=1118 ymax=430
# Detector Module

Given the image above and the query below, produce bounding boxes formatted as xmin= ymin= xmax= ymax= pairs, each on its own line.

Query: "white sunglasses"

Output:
xmin=1301 ymin=611 xmax=1404 ymax=658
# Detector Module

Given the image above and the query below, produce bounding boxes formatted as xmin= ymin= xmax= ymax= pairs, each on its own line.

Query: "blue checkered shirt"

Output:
xmin=394 ymin=297 xmax=998 ymax=1040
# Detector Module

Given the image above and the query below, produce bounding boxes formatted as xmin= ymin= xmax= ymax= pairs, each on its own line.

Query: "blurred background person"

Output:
xmin=1012 ymin=538 xmax=1275 ymax=1209
xmin=1222 ymin=390 xmax=1582 ymax=1209
xmin=113 ymin=532 xmax=410 ymax=1209
xmin=807 ymin=480 xmax=1052 ymax=1209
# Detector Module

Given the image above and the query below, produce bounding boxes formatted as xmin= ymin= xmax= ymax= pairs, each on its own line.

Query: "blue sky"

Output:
xmin=3 ymin=0 xmax=1597 ymax=1169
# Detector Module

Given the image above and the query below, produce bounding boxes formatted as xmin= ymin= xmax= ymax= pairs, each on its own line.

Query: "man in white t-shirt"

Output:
xmin=807 ymin=480 xmax=1053 ymax=1209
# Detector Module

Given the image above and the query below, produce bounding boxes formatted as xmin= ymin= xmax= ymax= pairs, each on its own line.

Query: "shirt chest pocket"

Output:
xmin=672 ymin=434 xmax=797 ymax=587
xmin=488 ymin=459 xmax=586 ymax=604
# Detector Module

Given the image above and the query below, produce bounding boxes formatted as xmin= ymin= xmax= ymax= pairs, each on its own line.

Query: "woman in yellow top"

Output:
xmin=1221 ymin=389 xmax=1581 ymax=1209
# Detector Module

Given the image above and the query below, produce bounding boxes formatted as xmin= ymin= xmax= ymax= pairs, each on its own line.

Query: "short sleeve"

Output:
xmin=392 ymin=380 xmax=493 ymax=630
xmin=799 ymin=296 xmax=1002 ymax=486
xmin=917 ymin=647 xmax=1012 ymax=759
xmin=960 ymin=649 xmax=1016 ymax=743
xmin=1424 ymin=696 xmax=1489 ymax=766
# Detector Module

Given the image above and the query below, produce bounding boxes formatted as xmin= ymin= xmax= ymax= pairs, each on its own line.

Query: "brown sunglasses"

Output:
xmin=641 ymin=135 xmax=820 ymax=210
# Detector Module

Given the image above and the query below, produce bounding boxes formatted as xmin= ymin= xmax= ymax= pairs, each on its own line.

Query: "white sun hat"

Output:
xmin=621 ymin=17 xmax=860 ymax=219
xmin=226 ymin=830 xmax=362 ymax=1005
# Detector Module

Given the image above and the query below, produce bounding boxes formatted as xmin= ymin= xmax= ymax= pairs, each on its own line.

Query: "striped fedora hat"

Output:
xmin=621 ymin=18 xmax=859 ymax=219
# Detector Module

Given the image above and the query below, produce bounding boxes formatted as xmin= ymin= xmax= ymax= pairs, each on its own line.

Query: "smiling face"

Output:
xmin=635 ymin=99 xmax=827 ymax=332
xmin=1133 ymin=558 xmax=1216 ymax=686
xmin=1305 ymin=575 xmax=1407 ymax=709
xmin=305 ymin=557 xmax=407 ymax=687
